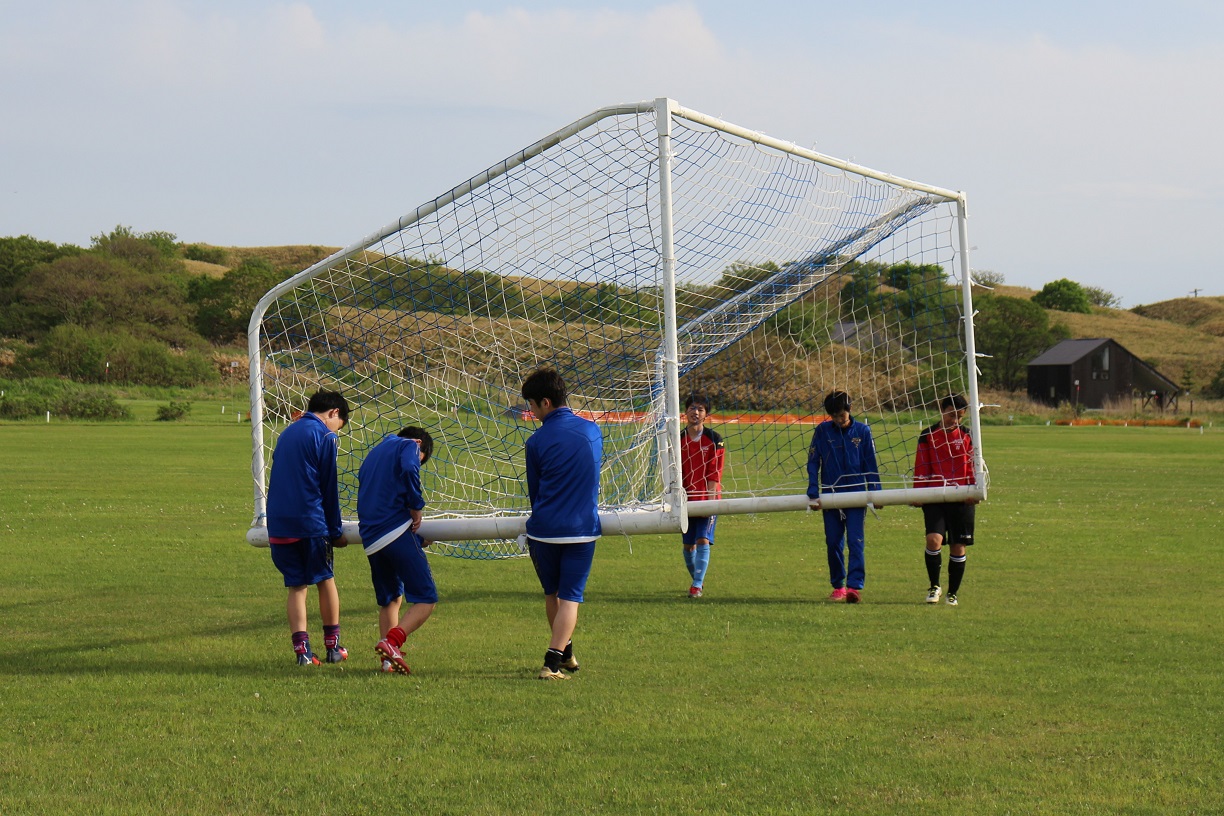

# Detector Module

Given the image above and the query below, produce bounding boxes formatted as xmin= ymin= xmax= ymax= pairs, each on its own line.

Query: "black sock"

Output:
xmin=562 ymin=640 xmax=573 ymax=661
xmin=925 ymin=549 xmax=942 ymax=587
xmin=544 ymin=648 xmax=564 ymax=671
xmin=948 ymin=555 xmax=966 ymax=595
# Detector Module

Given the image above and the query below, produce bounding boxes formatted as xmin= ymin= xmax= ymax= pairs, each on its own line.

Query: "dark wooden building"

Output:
xmin=1027 ymin=338 xmax=1180 ymax=410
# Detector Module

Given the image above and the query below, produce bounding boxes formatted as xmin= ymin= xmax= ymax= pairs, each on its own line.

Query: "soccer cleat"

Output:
xmin=561 ymin=654 xmax=580 ymax=673
xmin=538 ymin=665 xmax=569 ymax=680
xmin=946 ymin=593 xmax=958 ymax=606
xmin=375 ymin=639 xmax=411 ymax=675
xmin=326 ymin=645 xmax=348 ymax=663
xmin=380 ymin=659 xmax=395 ymax=673
xmin=828 ymin=587 xmax=848 ymax=601
xmin=926 ymin=585 xmax=942 ymax=604
xmin=296 ymin=651 xmax=321 ymax=667
xmin=689 ymin=586 xmax=703 ymax=598
xmin=845 ymin=588 xmax=861 ymax=604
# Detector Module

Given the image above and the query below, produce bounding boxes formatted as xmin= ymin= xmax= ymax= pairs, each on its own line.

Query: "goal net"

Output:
xmin=246 ymin=98 xmax=987 ymax=558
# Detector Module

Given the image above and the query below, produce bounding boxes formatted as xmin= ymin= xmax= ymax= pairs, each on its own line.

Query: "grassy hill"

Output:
xmin=184 ymin=244 xmax=341 ymax=275
xmin=977 ymin=285 xmax=1223 ymax=388
xmin=188 ymin=249 xmax=1224 ymax=394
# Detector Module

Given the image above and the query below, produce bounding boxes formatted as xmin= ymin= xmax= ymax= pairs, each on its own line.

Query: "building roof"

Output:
xmin=1027 ymin=338 xmax=1110 ymax=366
xmin=1027 ymin=337 xmax=1179 ymax=391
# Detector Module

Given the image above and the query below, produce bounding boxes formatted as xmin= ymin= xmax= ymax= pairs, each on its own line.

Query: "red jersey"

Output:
xmin=681 ymin=427 xmax=725 ymax=502
xmin=914 ymin=422 xmax=975 ymax=488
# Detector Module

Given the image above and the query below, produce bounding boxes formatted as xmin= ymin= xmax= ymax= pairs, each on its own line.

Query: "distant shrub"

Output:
xmin=1084 ymin=285 xmax=1122 ymax=309
xmin=0 ymin=379 xmax=131 ymax=421
xmin=57 ymin=392 xmax=132 ymax=421
xmin=1033 ymin=279 xmax=1092 ymax=314
xmin=155 ymin=401 xmax=192 ymax=421
xmin=15 ymin=325 xmax=218 ymax=387
xmin=972 ymin=269 xmax=1006 ymax=288
xmin=184 ymin=244 xmax=228 ymax=265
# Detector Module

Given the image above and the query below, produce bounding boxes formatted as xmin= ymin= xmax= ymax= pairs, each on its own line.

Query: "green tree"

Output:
xmin=189 ymin=257 xmax=285 ymax=342
xmin=884 ymin=261 xmax=944 ymax=291
xmin=975 ymin=294 xmax=1071 ymax=390
xmin=17 ymin=252 xmax=199 ymax=345
xmin=1206 ymin=362 xmax=1224 ymax=399
xmin=0 ymin=236 xmax=82 ymax=336
xmin=1033 ymin=278 xmax=1092 ymax=313
xmin=838 ymin=261 xmax=885 ymax=320
xmin=91 ymin=225 xmax=184 ymax=273
xmin=1181 ymin=364 xmax=1196 ymax=397
xmin=1083 ymin=285 xmax=1122 ymax=309
xmin=972 ymin=269 xmax=1005 ymax=288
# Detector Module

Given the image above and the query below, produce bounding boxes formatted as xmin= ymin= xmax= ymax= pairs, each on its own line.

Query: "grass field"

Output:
xmin=2 ymin=421 xmax=1221 ymax=814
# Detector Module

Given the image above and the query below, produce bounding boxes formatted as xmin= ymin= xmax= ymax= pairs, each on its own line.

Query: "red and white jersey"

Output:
xmin=914 ymin=423 xmax=975 ymax=487
xmin=681 ymin=427 xmax=725 ymax=502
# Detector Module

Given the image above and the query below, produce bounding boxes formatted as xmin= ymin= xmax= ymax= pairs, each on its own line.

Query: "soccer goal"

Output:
xmin=245 ymin=98 xmax=987 ymax=558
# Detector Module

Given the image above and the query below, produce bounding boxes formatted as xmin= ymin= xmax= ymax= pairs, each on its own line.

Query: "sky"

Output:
xmin=2 ymin=0 xmax=1222 ymax=307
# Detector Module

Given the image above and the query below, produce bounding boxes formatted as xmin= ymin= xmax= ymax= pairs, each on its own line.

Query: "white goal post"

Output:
xmin=245 ymin=98 xmax=987 ymax=557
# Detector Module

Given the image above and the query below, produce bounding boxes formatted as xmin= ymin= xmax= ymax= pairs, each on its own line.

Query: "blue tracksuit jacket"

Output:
xmin=357 ymin=435 xmax=425 ymax=553
xmin=525 ymin=406 xmax=602 ymax=542
xmin=266 ymin=412 xmax=343 ymax=540
xmin=806 ymin=418 xmax=881 ymax=497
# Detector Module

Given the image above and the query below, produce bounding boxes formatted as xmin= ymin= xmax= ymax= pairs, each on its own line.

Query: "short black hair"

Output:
xmin=307 ymin=390 xmax=350 ymax=424
xmin=684 ymin=393 xmax=711 ymax=412
xmin=940 ymin=393 xmax=969 ymax=412
xmin=823 ymin=390 xmax=851 ymax=415
xmin=397 ymin=426 xmax=434 ymax=463
xmin=521 ymin=367 xmax=567 ymax=407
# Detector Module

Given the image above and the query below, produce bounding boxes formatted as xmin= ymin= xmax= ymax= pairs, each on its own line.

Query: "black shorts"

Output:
xmin=922 ymin=503 xmax=976 ymax=546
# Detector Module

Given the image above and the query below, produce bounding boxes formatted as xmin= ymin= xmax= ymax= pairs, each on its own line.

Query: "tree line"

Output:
xmin=0 ymin=227 xmax=289 ymax=387
xmin=5 ymin=227 xmax=1217 ymax=405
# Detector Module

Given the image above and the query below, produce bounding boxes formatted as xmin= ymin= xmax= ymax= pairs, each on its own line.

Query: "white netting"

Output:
xmin=249 ymin=101 xmax=978 ymax=558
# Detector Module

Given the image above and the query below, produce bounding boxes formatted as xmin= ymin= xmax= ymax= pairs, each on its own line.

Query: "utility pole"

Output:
xmin=1190 ymin=288 xmax=1203 ymax=297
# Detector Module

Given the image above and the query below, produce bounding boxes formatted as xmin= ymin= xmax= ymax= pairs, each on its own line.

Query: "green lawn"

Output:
xmin=1 ymin=423 xmax=1220 ymax=814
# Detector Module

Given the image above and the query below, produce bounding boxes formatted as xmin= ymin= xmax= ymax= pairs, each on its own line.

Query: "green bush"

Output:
xmin=15 ymin=325 xmax=218 ymax=387
xmin=183 ymin=244 xmax=228 ymax=265
xmin=1033 ymin=278 xmax=1092 ymax=313
xmin=0 ymin=378 xmax=131 ymax=421
xmin=155 ymin=401 xmax=192 ymax=421
xmin=56 ymin=392 xmax=132 ymax=421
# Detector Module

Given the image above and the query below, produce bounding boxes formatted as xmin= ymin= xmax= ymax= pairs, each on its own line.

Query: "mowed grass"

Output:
xmin=1 ymin=423 xmax=1221 ymax=815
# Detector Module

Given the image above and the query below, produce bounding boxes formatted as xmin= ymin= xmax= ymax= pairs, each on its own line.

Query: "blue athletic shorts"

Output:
xmin=527 ymin=539 xmax=595 ymax=603
xmin=367 ymin=530 xmax=438 ymax=607
xmin=682 ymin=515 xmax=717 ymax=547
xmin=269 ymin=536 xmax=334 ymax=587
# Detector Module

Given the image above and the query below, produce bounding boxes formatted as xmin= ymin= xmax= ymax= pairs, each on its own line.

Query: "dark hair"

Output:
xmin=307 ymin=390 xmax=350 ymax=424
xmin=823 ymin=390 xmax=851 ymax=415
xmin=684 ymin=393 xmax=711 ymax=412
xmin=397 ymin=426 xmax=434 ymax=463
xmin=940 ymin=393 xmax=969 ymax=411
xmin=521 ymin=367 xmax=567 ymax=407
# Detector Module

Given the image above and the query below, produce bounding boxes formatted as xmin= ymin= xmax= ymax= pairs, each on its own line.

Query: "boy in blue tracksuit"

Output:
xmin=806 ymin=390 xmax=880 ymax=603
xmin=358 ymin=426 xmax=437 ymax=675
xmin=266 ymin=390 xmax=351 ymax=666
xmin=521 ymin=367 xmax=602 ymax=680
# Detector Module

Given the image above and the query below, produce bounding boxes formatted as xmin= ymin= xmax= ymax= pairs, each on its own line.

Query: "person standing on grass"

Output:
xmin=266 ymin=390 xmax=351 ymax=666
xmin=679 ymin=393 xmax=725 ymax=598
xmin=806 ymin=390 xmax=880 ymax=604
xmin=914 ymin=393 xmax=978 ymax=607
xmin=521 ymin=367 xmax=602 ymax=681
xmin=358 ymin=427 xmax=438 ymax=675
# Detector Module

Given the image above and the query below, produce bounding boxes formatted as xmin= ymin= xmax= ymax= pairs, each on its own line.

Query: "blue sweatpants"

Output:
xmin=822 ymin=507 xmax=866 ymax=590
